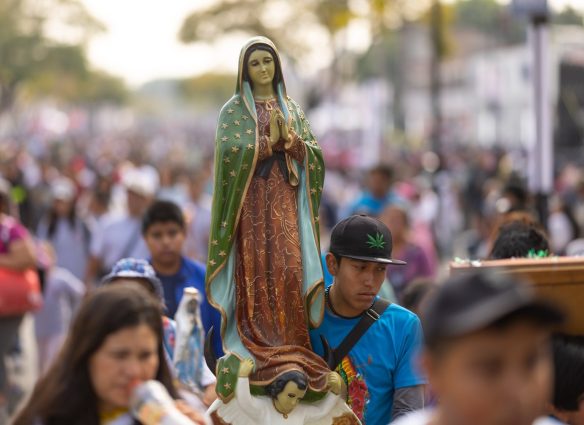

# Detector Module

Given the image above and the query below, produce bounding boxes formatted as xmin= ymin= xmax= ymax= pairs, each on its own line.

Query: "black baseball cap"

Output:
xmin=329 ymin=214 xmax=406 ymax=265
xmin=422 ymin=270 xmax=564 ymax=347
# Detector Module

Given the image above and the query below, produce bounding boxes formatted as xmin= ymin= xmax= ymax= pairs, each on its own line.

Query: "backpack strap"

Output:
xmin=321 ymin=287 xmax=391 ymax=370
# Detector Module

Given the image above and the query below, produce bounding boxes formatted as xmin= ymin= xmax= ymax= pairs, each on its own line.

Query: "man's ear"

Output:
xmin=325 ymin=253 xmax=338 ymax=276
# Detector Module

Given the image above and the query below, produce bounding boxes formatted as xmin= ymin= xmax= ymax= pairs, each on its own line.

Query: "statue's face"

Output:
xmin=247 ymin=49 xmax=275 ymax=88
xmin=275 ymin=381 xmax=306 ymax=414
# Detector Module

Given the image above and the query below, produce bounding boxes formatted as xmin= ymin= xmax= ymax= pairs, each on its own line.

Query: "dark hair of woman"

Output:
xmin=241 ymin=43 xmax=283 ymax=94
xmin=13 ymin=283 xmax=178 ymax=425
xmin=46 ymin=202 xmax=78 ymax=239
xmin=265 ymin=370 xmax=308 ymax=399
xmin=489 ymin=220 xmax=550 ymax=259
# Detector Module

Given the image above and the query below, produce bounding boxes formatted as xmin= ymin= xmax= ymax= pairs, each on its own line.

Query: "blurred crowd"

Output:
xmin=1 ymin=128 xmax=584 ymax=424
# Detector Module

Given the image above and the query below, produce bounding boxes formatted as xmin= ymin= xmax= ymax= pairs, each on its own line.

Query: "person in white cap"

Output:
xmin=85 ymin=168 xmax=158 ymax=285
xmin=36 ymin=177 xmax=90 ymax=280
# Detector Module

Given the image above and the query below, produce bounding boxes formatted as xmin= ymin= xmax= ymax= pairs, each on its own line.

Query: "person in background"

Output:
xmin=379 ymin=206 xmax=435 ymax=301
xmin=36 ymin=177 xmax=90 ymax=280
xmin=141 ymin=200 xmax=222 ymax=357
xmin=0 ymin=177 xmax=37 ymax=419
xmin=342 ymin=164 xmax=402 ymax=218
xmin=85 ymin=168 xmax=156 ymax=285
xmin=489 ymin=219 xmax=550 ymax=260
xmin=548 ymin=335 xmax=584 ymax=425
xmin=392 ymin=270 xmax=564 ymax=425
xmin=33 ymin=241 xmax=86 ymax=375
xmin=183 ymin=169 xmax=212 ymax=263
xmin=12 ymin=283 xmax=206 ymax=425
xmin=547 ymin=195 xmax=579 ymax=255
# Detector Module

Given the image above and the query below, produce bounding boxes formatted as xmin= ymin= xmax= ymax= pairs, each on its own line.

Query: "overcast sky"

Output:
xmin=81 ymin=0 xmax=584 ymax=87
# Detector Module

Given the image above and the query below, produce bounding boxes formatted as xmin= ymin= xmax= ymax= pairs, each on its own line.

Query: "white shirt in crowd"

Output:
xmin=90 ymin=214 xmax=149 ymax=270
xmin=37 ymin=218 xmax=89 ymax=280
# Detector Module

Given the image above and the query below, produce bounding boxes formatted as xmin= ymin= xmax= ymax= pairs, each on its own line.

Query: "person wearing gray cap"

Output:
xmin=310 ymin=215 xmax=425 ymax=425
xmin=391 ymin=269 xmax=564 ymax=425
xmin=36 ymin=177 xmax=90 ymax=280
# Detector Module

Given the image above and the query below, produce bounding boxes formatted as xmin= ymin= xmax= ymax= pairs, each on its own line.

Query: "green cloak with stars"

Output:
xmin=205 ymin=38 xmax=326 ymax=399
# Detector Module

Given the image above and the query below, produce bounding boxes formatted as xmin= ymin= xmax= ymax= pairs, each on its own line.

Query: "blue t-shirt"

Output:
xmin=310 ymin=302 xmax=425 ymax=425
xmin=154 ymin=257 xmax=224 ymax=357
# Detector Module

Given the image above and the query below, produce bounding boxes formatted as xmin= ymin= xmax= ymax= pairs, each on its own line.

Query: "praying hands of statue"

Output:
xmin=269 ymin=109 xmax=281 ymax=147
xmin=276 ymin=110 xmax=295 ymax=150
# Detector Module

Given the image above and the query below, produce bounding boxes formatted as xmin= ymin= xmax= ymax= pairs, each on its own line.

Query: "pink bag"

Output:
xmin=0 ymin=267 xmax=43 ymax=316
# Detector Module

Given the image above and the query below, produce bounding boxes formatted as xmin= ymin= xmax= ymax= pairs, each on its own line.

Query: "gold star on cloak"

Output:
xmin=224 ymin=383 xmax=232 ymax=390
xmin=211 ymin=240 xmax=218 ymax=246
xmin=234 ymin=99 xmax=240 ymax=105
xmin=309 ymin=163 xmax=316 ymax=171
xmin=221 ymin=136 xmax=228 ymax=142
xmin=235 ymin=133 xmax=241 ymax=139
xmin=221 ymin=221 xmax=228 ymax=228
xmin=221 ymin=367 xmax=230 ymax=374
xmin=227 ymin=108 xmax=234 ymax=114
xmin=310 ymin=188 xmax=317 ymax=195
xmin=234 ymin=120 xmax=240 ymax=126
xmin=242 ymin=115 xmax=249 ymax=120
xmin=246 ymin=144 xmax=253 ymax=150
xmin=221 ymin=123 xmax=228 ymax=129
xmin=209 ymin=259 xmax=216 ymax=266
xmin=246 ymin=129 xmax=253 ymax=135
xmin=242 ymin=164 xmax=249 ymax=170
xmin=219 ymin=251 xmax=227 ymax=257
xmin=223 ymin=157 xmax=230 ymax=164
xmin=231 ymin=146 xmax=240 ymax=153
xmin=229 ymin=170 xmax=236 ymax=177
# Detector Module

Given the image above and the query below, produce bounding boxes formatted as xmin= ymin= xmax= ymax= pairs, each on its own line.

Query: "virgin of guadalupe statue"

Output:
xmin=205 ymin=36 xmax=331 ymax=400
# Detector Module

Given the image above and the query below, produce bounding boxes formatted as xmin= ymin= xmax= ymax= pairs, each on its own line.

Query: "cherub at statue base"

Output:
xmin=207 ymin=358 xmax=360 ymax=425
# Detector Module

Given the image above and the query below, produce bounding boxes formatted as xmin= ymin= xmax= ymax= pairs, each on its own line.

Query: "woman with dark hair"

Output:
xmin=0 ymin=177 xmax=37 ymax=418
xmin=36 ymin=177 xmax=90 ymax=280
xmin=206 ymin=36 xmax=330 ymax=399
xmin=13 ymin=283 xmax=206 ymax=425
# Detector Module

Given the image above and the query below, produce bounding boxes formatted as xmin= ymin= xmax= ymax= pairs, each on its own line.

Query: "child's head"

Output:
xmin=550 ymin=334 xmax=584 ymax=424
xmin=142 ymin=200 xmax=186 ymax=266
xmin=421 ymin=270 xmax=563 ymax=425
xmin=101 ymin=258 xmax=164 ymax=305
xmin=265 ymin=370 xmax=308 ymax=415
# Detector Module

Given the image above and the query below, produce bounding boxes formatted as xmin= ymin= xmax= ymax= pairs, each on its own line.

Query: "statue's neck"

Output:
xmin=253 ymin=84 xmax=275 ymax=100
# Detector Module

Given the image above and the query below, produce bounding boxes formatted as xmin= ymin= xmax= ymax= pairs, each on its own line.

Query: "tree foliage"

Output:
xmin=0 ymin=0 xmax=125 ymax=112
xmin=178 ymin=0 xmax=417 ymax=63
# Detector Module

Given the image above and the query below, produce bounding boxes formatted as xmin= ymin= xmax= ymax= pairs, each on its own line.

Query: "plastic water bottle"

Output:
xmin=130 ymin=380 xmax=196 ymax=425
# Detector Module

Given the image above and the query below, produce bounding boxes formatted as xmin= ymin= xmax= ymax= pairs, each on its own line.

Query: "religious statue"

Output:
xmin=205 ymin=37 xmax=359 ymax=424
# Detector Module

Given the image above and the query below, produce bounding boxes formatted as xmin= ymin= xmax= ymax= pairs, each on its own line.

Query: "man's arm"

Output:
xmin=392 ymin=385 xmax=424 ymax=420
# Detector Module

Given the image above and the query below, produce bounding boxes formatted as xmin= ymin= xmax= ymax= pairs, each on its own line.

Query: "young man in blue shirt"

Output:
xmin=310 ymin=214 xmax=425 ymax=424
xmin=142 ymin=199 xmax=223 ymax=357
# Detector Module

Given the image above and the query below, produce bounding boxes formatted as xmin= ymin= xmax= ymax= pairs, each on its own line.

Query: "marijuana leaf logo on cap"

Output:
xmin=366 ymin=232 xmax=386 ymax=249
